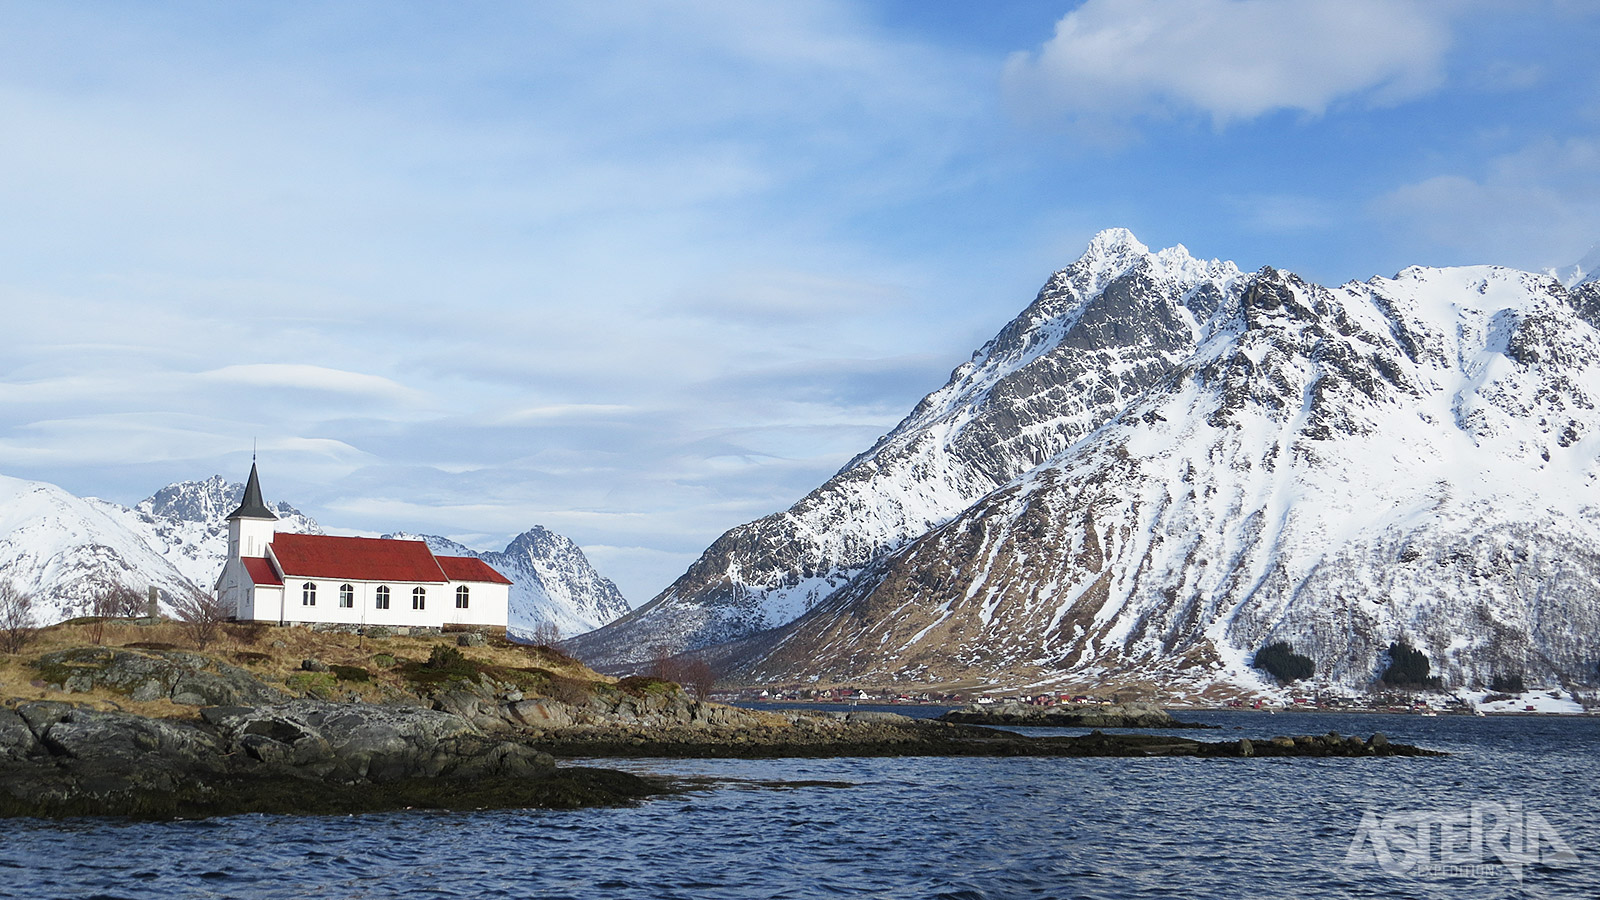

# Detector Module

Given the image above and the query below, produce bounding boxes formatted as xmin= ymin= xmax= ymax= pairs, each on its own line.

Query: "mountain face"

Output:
xmin=568 ymin=229 xmax=1245 ymax=667
xmin=580 ymin=229 xmax=1600 ymax=694
xmin=0 ymin=474 xmax=200 ymax=622
xmin=101 ymin=475 xmax=322 ymax=591
xmin=386 ymin=528 xmax=630 ymax=639
xmin=728 ymin=260 xmax=1600 ymax=693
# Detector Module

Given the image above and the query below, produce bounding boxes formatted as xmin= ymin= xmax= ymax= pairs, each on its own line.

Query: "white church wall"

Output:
xmin=263 ymin=577 xmax=509 ymax=629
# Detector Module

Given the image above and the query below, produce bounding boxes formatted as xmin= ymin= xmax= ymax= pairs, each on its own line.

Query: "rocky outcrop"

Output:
xmin=32 ymin=647 xmax=290 ymax=706
xmin=939 ymin=701 xmax=1213 ymax=729
xmin=199 ymin=701 xmax=552 ymax=781
xmin=425 ymin=674 xmax=764 ymax=736
xmin=0 ymin=698 xmax=658 ymax=819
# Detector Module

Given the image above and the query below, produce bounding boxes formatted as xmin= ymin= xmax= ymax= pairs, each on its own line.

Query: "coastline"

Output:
xmin=0 ymin=625 xmax=1448 ymax=820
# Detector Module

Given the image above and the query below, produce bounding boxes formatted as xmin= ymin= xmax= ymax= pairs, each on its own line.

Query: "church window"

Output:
xmin=302 ymin=582 xmax=316 ymax=606
xmin=455 ymin=585 xmax=470 ymax=609
xmin=375 ymin=586 xmax=390 ymax=610
xmin=339 ymin=584 xmax=354 ymax=608
xmin=412 ymin=587 xmax=427 ymax=610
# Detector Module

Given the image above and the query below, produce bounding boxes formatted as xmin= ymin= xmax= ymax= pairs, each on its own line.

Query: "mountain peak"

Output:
xmin=1072 ymin=228 xmax=1151 ymax=284
xmin=1549 ymin=242 xmax=1600 ymax=288
xmin=1084 ymin=226 xmax=1148 ymax=257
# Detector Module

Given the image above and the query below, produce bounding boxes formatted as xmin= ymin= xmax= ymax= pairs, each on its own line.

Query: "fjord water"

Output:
xmin=3 ymin=711 xmax=1594 ymax=899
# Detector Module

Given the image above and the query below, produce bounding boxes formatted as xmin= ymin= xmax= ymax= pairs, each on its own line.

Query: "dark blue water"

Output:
xmin=2 ymin=710 xmax=1594 ymax=899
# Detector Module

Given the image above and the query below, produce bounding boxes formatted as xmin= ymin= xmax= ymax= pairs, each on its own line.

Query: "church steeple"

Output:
xmin=227 ymin=461 xmax=278 ymax=521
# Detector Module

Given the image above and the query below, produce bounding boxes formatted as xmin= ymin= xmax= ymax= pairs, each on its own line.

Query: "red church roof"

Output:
xmin=270 ymin=534 xmax=448 ymax=583
xmin=241 ymin=556 xmax=282 ymax=587
xmin=438 ymin=555 xmax=513 ymax=585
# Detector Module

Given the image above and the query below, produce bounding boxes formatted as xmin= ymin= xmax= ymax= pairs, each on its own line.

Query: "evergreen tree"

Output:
xmin=1253 ymin=641 xmax=1314 ymax=683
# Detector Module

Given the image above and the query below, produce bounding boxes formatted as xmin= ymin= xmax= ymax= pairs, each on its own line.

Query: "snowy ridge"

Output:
xmin=0 ymin=474 xmax=199 ymax=621
xmin=569 ymin=228 xmax=1246 ymax=667
xmin=1549 ymin=242 xmax=1600 ymax=288
xmin=387 ymin=528 xmax=630 ymax=639
xmin=727 ymin=260 xmax=1600 ymax=693
xmin=100 ymin=475 xmax=322 ymax=590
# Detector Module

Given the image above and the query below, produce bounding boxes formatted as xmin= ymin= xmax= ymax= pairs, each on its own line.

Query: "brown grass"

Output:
xmin=0 ymin=619 xmax=611 ymax=717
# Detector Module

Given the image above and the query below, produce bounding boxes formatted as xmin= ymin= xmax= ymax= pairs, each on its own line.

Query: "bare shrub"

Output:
xmin=107 ymin=585 xmax=150 ymax=618
xmin=540 ymin=672 xmax=594 ymax=706
xmin=0 ymin=580 xmax=35 ymax=654
xmin=678 ymin=658 xmax=717 ymax=701
xmin=170 ymin=588 xmax=232 ymax=648
xmin=650 ymin=647 xmax=718 ymax=701
xmin=529 ymin=620 xmax=562 ymax=647
xmin=86 ymin=585 xmax=147 ymax=644
xmin=223 ymin=622 xmax=268 ymax=646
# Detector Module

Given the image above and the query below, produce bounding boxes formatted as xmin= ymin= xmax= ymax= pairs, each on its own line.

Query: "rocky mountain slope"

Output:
xmin=388 ymin=529 xmax=630 ymax=640
xmin=0 ymin=474 xmax=321 ymax=623
xmin=578 ymin=230 xmax=1600 ymax=695
xmin=99 ymin=475 xmax=322 ymax=590
xmin=728 ymin=252 xmax=1600 ymax=693
xmin=0 ymin=474 xmax=200 ymax=621
xmin=569 ymin=229 xmax=1245 ymax=666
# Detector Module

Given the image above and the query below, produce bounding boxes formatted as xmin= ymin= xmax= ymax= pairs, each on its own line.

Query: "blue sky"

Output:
xmin=2 ymin=1 xmax=1598 ymax=603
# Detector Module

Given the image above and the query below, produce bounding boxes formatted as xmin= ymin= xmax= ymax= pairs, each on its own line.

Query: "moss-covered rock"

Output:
xmin=31 ymin=648 xmax=289 ymax=706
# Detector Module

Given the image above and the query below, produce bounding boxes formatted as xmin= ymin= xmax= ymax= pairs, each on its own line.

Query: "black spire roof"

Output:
xmin=226 ymin=462 xmax=278 ymax=521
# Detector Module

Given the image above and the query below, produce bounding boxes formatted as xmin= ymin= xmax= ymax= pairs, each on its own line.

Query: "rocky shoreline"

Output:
xmin=938 ymin=700 xmax=1216 ymax=729
xmin=530 ymin=710 xmax=1430 ymax=760
xmin=0 ymin=698 xmax=665 ymax=819
xmin=0 ymin=636 xmax=1443 ymax=819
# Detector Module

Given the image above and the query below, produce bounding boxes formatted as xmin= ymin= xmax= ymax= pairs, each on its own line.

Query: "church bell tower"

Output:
xmin=226 ymin=461 xmax=279 ymax=559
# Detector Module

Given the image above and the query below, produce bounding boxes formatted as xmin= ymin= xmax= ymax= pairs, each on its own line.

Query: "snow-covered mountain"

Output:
xmin=568 ymin=228 xmax=1244 ymax=666
xmin=0 ymin=474 xmax=200 ymax=621
xmin=99 ymin=475 xmax=322 ymax=590
xmin=386 ymin=529 xmax=630 ymax=640
xmin=1 ymin=473 xmax=627 ymax=636
xmin=1550 ymin=242 xmax=1600 ymax=288
xmin=580 ymin=229 xmax=1600 ymax=694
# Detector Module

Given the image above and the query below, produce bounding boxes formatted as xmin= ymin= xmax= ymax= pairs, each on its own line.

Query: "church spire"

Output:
xmin=226 ymin=461 xmax=278 ymax=521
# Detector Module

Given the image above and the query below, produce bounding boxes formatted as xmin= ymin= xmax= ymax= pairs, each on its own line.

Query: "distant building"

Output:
xmin=213 ymin=463 xmax=511 ymax=628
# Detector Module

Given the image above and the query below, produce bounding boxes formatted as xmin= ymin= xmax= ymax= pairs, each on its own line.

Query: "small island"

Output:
xmin=938 ymin=700 xmax=1216 ymax=729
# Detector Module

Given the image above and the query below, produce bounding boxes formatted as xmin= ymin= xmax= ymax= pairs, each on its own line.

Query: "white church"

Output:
xmin=214 ymin=463 xmax=512 ymax=629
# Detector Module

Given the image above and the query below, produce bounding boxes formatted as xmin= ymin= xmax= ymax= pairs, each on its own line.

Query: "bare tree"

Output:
xmin=679 ymin=658 xmax=717 ymax=701
xmin=649 ymin=647 xmax=717 ymax=700
xmin=109 ymin=586 xmax=149 ymax=618
xmin=86 ymin=585 xmax=146 ymax=644
xmin=529 ymin=620 xmax=562 ymax=647
xmin=0 ymin=580 xmax=36 ymax=654
xmin=170 ymin=588 xmax=231 ymax=648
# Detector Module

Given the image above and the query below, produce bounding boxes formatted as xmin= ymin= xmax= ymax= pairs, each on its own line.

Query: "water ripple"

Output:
xmin=1 ymin=712 xmax=1596 ymax=899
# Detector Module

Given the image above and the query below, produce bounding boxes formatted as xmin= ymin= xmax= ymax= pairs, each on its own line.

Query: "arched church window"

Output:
xmin=375 ymin=586 xmax=390 ymax=610
xmin=302 ymin=582 xmax=317 ymax=606
xmin=455 ymin=585 xmax=470 ymax=609
xmin=339 ymin=584 xmax=354 ymax=608
xmin=412 ymin=587 xmax=427 ymax=610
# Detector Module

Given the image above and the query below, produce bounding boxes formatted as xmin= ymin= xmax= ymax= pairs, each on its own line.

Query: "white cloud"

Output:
xmin=1004 ymin=0 xmax=1452 ymax=133
xmin=0 ymin=2 xmax=995 ymax=604
xmin=201 ymin=364 xmax=423 ymax=402
xmin=1374 ymin=137 xmax=1600 ymax=271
